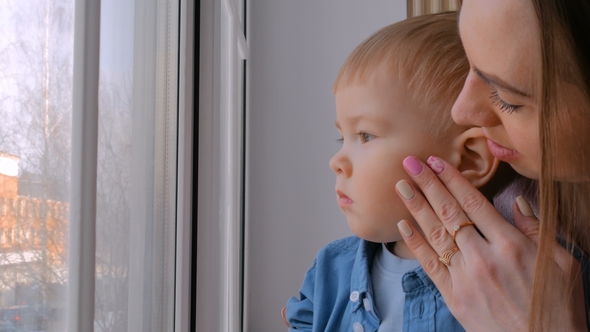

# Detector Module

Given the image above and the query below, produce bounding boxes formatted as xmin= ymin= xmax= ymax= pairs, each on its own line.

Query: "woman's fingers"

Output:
xmin=397 ymin=219 xmax=453 ymax=298
xmin=399 ymin=156 xmax=587 ymax=331
xmin=500 ymin=195 xmax=579 ymax=291
xmin=512 ymin=196 xmax=575 ymax=274
xmin=515 ymin=204 xmax=588 ymax=329
xmin=417 ymin=156 xmax=518 ymax=241
xmin=400 ymin=156 xmax=482 ymax=248
xmin=513 ymin=196 xmax=540 ymax=244
xmin=395 ymin=178 xmax=470 ymax=255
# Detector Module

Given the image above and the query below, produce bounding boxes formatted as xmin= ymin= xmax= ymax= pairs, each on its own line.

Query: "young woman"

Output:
xmin=395 ymin=0 xmax=590 ymax=331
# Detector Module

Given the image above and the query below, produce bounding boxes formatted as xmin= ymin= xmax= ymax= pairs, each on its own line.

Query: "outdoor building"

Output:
xmin=0 ymin=152 xmax=67 ymax=329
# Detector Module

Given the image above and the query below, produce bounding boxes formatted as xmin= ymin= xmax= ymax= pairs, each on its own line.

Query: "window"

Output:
xmin=0 ymin=0 xmax=195 ymax=331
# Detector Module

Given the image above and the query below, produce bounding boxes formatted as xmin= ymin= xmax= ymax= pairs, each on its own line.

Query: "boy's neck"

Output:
xmin=386 ymin=240 xmax=415 ymax=260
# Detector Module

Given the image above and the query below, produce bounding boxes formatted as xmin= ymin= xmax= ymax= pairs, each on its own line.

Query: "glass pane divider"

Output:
xmin=174 ymin=0 xmax=196 ymax=330
xmin=67 ymin=0 xmax=101 ymax=330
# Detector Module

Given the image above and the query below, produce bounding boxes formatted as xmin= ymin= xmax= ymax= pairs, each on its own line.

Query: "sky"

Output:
xmin=0 ymin=0 xmax=136 ymax=174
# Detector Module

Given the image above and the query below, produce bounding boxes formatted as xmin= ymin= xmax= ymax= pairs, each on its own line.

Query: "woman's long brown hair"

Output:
xmin=531 ymin=0 xmax=590 ymax=330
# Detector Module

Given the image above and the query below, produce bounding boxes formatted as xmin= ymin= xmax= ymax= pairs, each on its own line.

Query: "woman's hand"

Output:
xmin=395 ymin=155 xmax=587 ymax=331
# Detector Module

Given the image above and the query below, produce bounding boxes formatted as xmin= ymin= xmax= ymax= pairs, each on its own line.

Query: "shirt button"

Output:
xmin=352 ymin=322 xmax=364 ymax=332
xmin=363 ymin=298 xmax=372 ymax=312
xmin=349 ymin=291 xmax=360 ymax=303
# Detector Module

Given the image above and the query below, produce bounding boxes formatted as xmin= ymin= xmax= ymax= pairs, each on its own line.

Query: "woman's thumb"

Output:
xmin=513 ymin=195 xmax=540 ymax=244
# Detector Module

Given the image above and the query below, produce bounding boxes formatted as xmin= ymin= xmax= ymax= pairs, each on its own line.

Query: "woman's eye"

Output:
xmin=490 ymin=89 xmax=520 ymax=114
xmin=359 ymin=132 xmax=375 ymax=143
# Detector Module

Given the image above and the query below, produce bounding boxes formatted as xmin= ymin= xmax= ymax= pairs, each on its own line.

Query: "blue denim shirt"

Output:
xmin=286 ymin=236 xmax=465 ymax=331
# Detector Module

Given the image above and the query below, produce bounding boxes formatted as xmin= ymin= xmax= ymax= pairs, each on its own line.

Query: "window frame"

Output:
xmin=196 ymin=0 xmax=248 ymax=330
xmin=175 ymin=0 xmax=197 ymax=331
xmin=66 ymin=0 xmax=196 ymax=330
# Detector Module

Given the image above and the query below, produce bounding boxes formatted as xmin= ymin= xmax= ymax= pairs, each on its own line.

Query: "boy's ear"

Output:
xmin=448 ymin=127 xmax=500 ymax=188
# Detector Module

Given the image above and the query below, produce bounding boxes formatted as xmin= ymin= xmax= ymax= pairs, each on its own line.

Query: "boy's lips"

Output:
xmin=336 ymin=190 xmax=353 ymax=207
xmin=486 ymin=138 xmax=520 ymax=162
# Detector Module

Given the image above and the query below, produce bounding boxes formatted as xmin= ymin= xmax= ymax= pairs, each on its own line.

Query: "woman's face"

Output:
xmin=455 ymin=0 xmax=590 ymax=182
xmin=452 ymin=0 xmax=542 ymax=179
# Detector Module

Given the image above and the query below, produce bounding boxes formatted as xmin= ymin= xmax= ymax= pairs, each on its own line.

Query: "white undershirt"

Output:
xmin=370 ymin=243 xmax=420 ymax=332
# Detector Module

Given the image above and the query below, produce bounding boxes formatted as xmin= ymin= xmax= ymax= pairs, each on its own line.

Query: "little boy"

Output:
xmin=285 ymin=12 xmax=506 ymax=332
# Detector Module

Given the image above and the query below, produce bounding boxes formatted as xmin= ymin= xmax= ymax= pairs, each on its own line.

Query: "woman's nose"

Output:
xmin=329 ymin=149 xmax=352 ymax=177
xmin=452 ymin=72 xmax=501 ymax=128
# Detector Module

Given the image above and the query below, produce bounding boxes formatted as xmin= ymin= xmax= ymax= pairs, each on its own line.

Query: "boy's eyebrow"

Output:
xmin=335 ymin=115 xmax=365 ymax=128
xmin=335 ymin=114 xmax=392 ymax=129
xmin=474 ymin=67 xmax=534 ymax=99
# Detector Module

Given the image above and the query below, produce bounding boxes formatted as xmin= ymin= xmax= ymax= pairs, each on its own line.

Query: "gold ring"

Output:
xmin=439 ymin=247 xmax=459 ymax=267
xmin=452 ymin=222 xmax=475 ymax=242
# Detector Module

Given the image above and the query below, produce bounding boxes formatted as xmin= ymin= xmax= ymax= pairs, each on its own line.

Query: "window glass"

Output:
xmin=0 ymin=0 xmax=73 ymax=330
xmin=0 ymin=0 xmax=180 ymax=331
xmin=96 ymin=0 xmax=179 ymax=331
xmin=95 ymin=0 xmax=134 ymax=330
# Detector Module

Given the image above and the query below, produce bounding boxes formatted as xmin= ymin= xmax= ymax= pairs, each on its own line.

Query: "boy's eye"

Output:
xmin=359 ymin=132 xmax=375 ymax=143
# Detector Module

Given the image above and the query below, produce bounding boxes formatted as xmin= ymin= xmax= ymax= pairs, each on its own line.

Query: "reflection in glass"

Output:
xmin=0 ymin=0 xmax=73 ymax=330
xmin=96 ymin=0 xmax=179 ymax=331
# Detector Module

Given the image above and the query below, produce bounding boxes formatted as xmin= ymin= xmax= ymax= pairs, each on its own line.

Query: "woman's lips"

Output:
xmin=487 ymin=139 xmax=520 ymax=161
xmin=336 ymin=190 xmax=353 ymax=207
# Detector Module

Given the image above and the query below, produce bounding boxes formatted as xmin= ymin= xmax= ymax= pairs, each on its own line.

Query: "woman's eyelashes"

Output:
xmin=474 ymin=68 xmax=522 ymax=114
xmin=490 ymin=89 xmax=520 ymax=114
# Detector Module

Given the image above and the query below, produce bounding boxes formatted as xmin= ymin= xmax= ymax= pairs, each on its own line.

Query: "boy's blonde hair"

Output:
xmin=333 ymin=12 xmax=468 ymax=138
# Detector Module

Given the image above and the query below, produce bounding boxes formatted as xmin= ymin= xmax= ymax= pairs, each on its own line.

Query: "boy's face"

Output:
xmin=330 ymin=76 xmax=456 ymax=244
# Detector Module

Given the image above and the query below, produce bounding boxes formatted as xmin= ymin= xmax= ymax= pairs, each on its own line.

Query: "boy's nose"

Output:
xmin=329 ymin=150 xmax=352 ymax=177
xmin=452 ymin=72 xmax=502 ymax=128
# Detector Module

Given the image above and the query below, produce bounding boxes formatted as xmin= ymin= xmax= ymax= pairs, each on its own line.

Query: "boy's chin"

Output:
xmin=347 ymin=219 xmax=403 ymax=244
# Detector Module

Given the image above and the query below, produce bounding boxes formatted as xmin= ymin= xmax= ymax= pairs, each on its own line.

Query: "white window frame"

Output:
xmin=67 ymin=0 xmax=196 ymax=331
xmin=197 ymin=0 xmax=248 ymax=330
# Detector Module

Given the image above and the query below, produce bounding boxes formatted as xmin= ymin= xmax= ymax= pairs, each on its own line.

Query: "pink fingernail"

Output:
xmin=403 ymin=156 xmax=423 ymax=175
xmin=427 ymin=156 xmax=445 ymax=174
